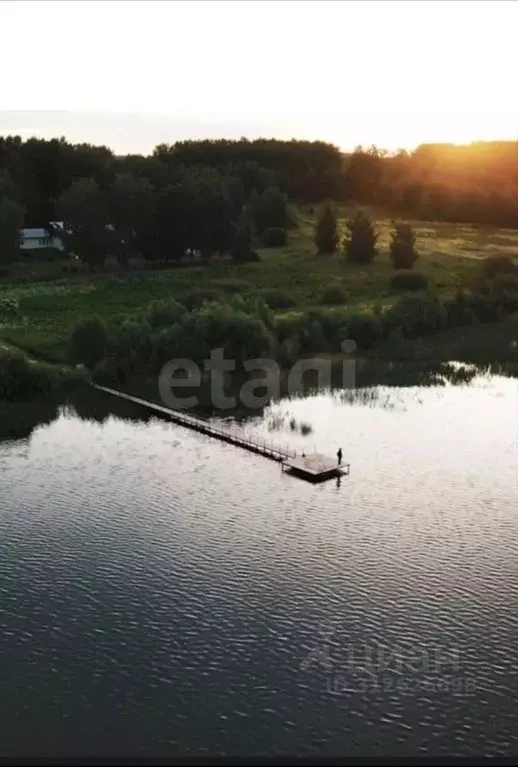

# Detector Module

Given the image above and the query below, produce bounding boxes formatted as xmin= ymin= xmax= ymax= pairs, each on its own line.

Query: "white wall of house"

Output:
xmin=19 ymin=228 xmax=65 ymax=252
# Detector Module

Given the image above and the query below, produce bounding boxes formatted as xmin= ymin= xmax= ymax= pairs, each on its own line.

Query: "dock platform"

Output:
xmin=92 ymin=384 xmax=349 ymax=482
xmin=281 ymin=453 xmax=350 ymax=482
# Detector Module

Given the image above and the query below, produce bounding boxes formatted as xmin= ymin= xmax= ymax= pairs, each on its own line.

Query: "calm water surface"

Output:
xmin=0 ymin=372 xmax=517 ymax=757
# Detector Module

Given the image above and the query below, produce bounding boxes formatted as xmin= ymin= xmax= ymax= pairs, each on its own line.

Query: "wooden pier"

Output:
xmin=92 ymin=384 xmax=349 ymax=482
xmin=281 ymin=453 xmax=350 ymax=483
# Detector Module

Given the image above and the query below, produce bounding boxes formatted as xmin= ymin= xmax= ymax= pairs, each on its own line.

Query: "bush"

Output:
xmin=259 ymin=289 xmax=296 ymax=310
xmin=275 ymin=312 xmax=304 ymax=343
xmin=231 ymin=294 xmax=274 ymax=329
xmin=276 ymin=335 xmax=301 ymax=367
xmin=491 ymin=275 xmax=518 ymax=312
xmin=112 ymin=320 xmax=152 ymax=375
xmin=66 ymin=315 xmax=108 ymax=369
xmin=384 ymin=329 xmax=414 ymax=361
xmin=491 ymin=274 xmax=518 ymax=295
xmin=320 ymin=283 xmax=347 ymax=305
xmin=251 ymin=186 xmax=288 ymax=233
xmin=0 ymin=351 xmax=59 ymax=401
xmin=92 ymin=357 xmax=125 ymax=387
xmin=110 ymin=312 xmax=131 ymax=328
xmin=274 ymin=308 xmax=349 ymax=353
xmin=315 ymin=202 xmax=339 ymax=255
xmin=469 ymin=292 xmax=503 ymax=323
xmin=390 ymin=223 xmax=419 ymax=269
xmin=345 ymin=314 xmax=384 ymax=350
xmin=391 ymin=271 xmax=429 ymax=292
xmin=482 ymin=256 xmax=518 ymax=280
xmin=150 ymin=325 xmax=185 ymax=373
xmin=261 ymin=226 xmax=287 ymax=247
xmin=316 ymin=309 xmax=350 ymax=348
xmin=146 ymin=299 xmax=185 ymax=329
xmin=344 ymin=211 xmax=378 ymax=264
xmin=445 ymin=291 xmax=478 ymax=327
xmin=299 ymin=317 xmax=327 ymax=353
xmin=178 ymin=289 xmax=221 ymax=310
xmin=0 ymin=296 xmax=20 ymax=320
xmin=58 ymin=366 xmax=90 ymax=393
xmin=149 ymin=298 xmax=274 ymax=369
xmin=385 ymin=294 xmax=448 ymax=339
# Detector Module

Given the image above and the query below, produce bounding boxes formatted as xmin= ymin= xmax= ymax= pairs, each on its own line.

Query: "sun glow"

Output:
xmin=0 ymin=0 xmax=517 ymax=153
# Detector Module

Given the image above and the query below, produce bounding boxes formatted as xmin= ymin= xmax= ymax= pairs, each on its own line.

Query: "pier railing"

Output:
xmin=92 ymin=384 xmax=297 ymax=461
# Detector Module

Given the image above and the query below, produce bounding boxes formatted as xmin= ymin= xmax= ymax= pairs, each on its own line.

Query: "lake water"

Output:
xmin=0 ymin=370 xmax=517 ymax=757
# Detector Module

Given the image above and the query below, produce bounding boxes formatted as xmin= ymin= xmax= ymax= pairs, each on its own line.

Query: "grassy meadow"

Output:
xmin=1 ymin=205 xmax=517 ymax=364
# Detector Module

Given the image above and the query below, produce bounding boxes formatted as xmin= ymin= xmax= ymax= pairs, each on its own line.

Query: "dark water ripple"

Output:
xmin=0 ymin=375 xmax=517 ymax=757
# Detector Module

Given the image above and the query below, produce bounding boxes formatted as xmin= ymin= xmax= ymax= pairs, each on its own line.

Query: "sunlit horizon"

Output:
xmin=1 ymin=0 xmax=517 ymax=154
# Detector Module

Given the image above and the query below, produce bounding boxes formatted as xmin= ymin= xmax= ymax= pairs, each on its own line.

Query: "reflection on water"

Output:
xmin=266 ymin=412 xmax=314 ymax=435
xmin=66 ymin=387 xmax=155 ymax=426
xmin=0 ymin=360 xmax=514 ymax=447
xmin=0 ymin=399 xmax=59 ymax=442
xmin=352 ymin=359 xmax=481 ymax=388
xmin=0 ymin=362 xmax=516 ymax=757
xmin=338 ymin=387 xmax=405 ymax=410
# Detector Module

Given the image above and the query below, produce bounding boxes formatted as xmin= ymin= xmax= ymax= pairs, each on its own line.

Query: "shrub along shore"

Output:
xmin=1 ymin=245 xmax=518 ymax=405
xmin=0 ymin=348 xmax=88 ymax=402
xmin=72 ymin=255 xmax=518 ymax=390
xmin=2 ymin=254 xmax=518 ymax=404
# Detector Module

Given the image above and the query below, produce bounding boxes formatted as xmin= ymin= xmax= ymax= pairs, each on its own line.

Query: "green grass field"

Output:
xmin=1 ymin=205 xmax=517 ymax=363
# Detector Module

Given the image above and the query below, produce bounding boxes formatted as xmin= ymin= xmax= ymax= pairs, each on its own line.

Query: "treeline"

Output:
xmin=2 ymin=136 xmax=518 ymax=271
xmin=2 ymin=135 xmax=518 ymax=228
xmin=347 ymin=142 xmax=518 ymax=227
xmin=153 ymin=139 xmax=344 ymax=200
xmin=1 ymin=136 xmax=326 ymax=269
xmin=0 ymin=135 xmax=341 ymax=225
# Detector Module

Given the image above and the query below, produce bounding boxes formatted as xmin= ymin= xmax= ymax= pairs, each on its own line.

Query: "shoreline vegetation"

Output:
xmin=1 ymin=137 xmax=518 ymax=406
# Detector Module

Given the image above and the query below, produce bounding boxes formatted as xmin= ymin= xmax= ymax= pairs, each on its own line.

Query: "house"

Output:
xmin=19 ymin=224 xmax=65 ymax=254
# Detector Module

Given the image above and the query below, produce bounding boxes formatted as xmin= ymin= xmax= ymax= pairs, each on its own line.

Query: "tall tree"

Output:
xmin=109 ymin=173 xmax=156 ymax=265
xmin=231 ymin=216 xmax=255 ymax=263
xmin=0 ymin=196 xmax=25 ymax=267
xmin=315 ymin=202 xmax=338 ymax=254
xmin=250 ymin=186 xmax=288 ymax=233
xmin=0 ymin=170 xmax=20 ymax=201
xmin=66 ymin=316 xmax=108 ymax=368
xmin=57 ymin=178 xmax=112 ymax=271
xmin=344 ymin=211 xmax=378 ymax=264
xmin=390 ymin=222 xmax=418 ymax=269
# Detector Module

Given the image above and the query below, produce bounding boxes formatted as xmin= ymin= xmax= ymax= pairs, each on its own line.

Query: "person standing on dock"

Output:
xmin=337 ymin=448 xmax=342 ymax=465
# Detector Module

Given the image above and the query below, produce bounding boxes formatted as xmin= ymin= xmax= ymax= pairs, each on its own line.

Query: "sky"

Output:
xmin=1 ymin=0 xmax=517 ymax=155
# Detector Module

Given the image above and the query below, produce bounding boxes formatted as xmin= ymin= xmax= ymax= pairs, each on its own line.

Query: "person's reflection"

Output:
xmin=336 ymin=474 xmax=341 ymax=489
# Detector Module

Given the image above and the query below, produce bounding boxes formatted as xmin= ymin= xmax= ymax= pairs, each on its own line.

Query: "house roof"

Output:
xmin=22 ymin=228 xmax=49 ymax=239
xmin=21 ymin=225 xmax=65 ymax=238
